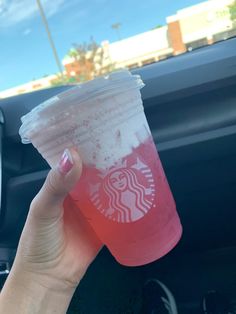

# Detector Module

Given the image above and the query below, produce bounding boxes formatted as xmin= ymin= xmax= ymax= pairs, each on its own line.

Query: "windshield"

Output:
xmin=1 ymin=0 xmax=236 ymax=98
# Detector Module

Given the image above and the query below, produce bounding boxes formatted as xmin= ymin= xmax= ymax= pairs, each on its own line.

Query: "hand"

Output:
xmin=0 ymin=148 xmax=103 ymax=313
xmin=11 ymin=148 xmax=102 ymax=292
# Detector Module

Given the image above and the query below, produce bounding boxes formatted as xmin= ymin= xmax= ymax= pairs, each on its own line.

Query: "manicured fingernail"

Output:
xmin=58 ymin=149 xmax=74 ymax=175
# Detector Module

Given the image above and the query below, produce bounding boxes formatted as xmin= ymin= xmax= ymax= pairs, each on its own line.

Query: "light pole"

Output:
xmin=111 ymin=23 xmax=122 ymax=40
xmin=36 ymin=0 xmax=64 ymax=78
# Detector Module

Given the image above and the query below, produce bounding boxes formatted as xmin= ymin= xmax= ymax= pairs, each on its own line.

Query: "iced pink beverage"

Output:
xmin=70 ymin=137 xmax=181 ymax=266
xmin=19 ymin=70 xmax=182 ymax=266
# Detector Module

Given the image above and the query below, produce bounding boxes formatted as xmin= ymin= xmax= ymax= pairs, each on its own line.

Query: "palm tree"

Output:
xmin=229 ymin=0 xmax=236 ymax=27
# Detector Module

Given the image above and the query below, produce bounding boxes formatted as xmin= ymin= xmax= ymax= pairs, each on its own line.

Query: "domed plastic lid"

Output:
xmin=19 ymin=70 xmax=144 ymax=144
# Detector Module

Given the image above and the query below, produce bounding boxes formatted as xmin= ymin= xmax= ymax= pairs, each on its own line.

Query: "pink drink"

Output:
xmin=70 ymin=135 xmax=182 ymax=266
xmin=19 ymin=70 xmax=182 ymax=266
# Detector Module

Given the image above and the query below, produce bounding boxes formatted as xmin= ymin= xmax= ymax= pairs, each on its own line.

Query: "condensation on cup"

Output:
xmin=19 ymin=70 xmax=182 ymax=266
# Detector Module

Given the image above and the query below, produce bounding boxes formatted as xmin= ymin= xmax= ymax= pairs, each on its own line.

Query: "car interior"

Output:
xmin=0 ymin=37 xmax=236 ymax=313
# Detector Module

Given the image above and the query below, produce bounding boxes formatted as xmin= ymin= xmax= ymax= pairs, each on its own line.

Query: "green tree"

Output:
xmin=71 ymin=37 xmax=115 ymax=81
xmin=51 ymin=38 xmax=115 ymax=87
xmin=229 ymin=0 xmax=236 ymax=26
xmin=151 ymin=24 xmax=163 ymax=30
xmin=50 ymin=75 xmax=77 ymax=87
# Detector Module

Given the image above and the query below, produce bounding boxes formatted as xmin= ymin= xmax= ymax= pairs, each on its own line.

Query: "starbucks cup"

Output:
xmin=19 ymin=70 xmax=182 ymax=266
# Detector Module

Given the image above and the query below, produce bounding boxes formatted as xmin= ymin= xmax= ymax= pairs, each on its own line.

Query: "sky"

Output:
xmin=0 ymin=0 xmax=204 ymax=91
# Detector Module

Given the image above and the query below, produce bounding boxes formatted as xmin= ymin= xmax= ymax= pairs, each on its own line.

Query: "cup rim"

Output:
xmin=19 ymin=70 xmax=145 ymax=144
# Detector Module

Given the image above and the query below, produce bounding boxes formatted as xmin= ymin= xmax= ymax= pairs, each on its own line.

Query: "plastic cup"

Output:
xmin=19 ymin=70 xmax=182 ymax=266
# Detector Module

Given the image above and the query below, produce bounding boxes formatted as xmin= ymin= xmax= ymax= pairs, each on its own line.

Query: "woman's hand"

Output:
xmin=0 ymin=148 xmax=102 ymax=313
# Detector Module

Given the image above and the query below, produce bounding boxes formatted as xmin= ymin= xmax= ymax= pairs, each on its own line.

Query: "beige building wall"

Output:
xmin=0 ymin=74 xmax=59 ymax=99
xmin=107 ymin=27 xmax=173 ymax=68
xmin=177 ymin=0 xmax=233 ymax=43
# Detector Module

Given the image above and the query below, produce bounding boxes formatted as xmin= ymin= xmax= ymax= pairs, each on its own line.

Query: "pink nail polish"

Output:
xmin=58 ymin=149 xmax=74 ymax=175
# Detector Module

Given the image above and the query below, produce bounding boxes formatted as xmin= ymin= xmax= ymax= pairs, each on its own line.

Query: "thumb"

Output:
xmin=30 ymin=148 xmax=82 ymax=220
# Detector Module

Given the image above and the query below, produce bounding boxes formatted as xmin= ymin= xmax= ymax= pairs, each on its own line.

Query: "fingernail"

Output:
xmin=58 ymin=149 xmax=74 ymax=175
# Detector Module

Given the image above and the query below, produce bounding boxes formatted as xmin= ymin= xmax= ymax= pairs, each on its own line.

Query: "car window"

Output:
xmin=0 ymin=0 xmax=236 ymax=98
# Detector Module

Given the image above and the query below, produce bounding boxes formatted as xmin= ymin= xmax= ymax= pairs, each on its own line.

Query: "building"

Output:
xmin=0 ymin=74 xmax=61 ymax=99
xmin=63 ymin=0 xmax=235 ymax=78
xmin=168 ymin=0 xmax=235 ymax=52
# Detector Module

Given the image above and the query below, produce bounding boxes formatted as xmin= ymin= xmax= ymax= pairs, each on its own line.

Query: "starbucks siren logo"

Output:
xmin=89 ymin=158 xmax=155 ymax=223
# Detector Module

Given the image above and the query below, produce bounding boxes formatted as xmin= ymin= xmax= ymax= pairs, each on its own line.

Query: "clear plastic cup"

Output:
xmin=19 ymin=70 xmax=182 ymax=266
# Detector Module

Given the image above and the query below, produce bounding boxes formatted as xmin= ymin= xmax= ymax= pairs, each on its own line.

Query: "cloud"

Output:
xmin=0 ymin=0 xmax=65 ymax=27
xmin=23 ymin=28 xmax=32 ymax=36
